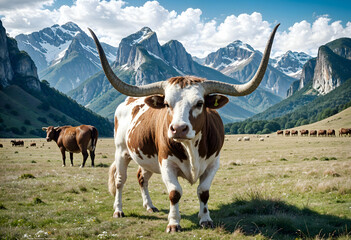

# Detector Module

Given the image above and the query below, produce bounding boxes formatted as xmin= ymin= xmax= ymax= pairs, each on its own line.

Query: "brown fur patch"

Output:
xmin=195 ymin=109 xmax=224 ymax=159
xmin=168 ymin=76 xmax=205 ymax=89
xmin=137 ymin=168 xmax=144 ymax=187
xmin=169 ymin=190 xmax=181 ymax=205
xmin=114 ymin=116 xmax=118 ymax=134
xmin=126 ymin=97 xmax=138 ymax=105
xmin=200 ymin=191 xmax=209 ymax=204
xmin=131 ymin=104 xmax=145 ymax=119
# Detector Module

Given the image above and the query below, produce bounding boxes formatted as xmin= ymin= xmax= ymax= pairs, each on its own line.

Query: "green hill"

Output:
xmin=0 ymin=81 xmax=113 ymax=138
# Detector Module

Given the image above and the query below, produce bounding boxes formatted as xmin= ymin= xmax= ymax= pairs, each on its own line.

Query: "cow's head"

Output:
xmin=143 ymin=76 xmax=228 ymax=140
xmin=88 ymin=24 xmax=279 ymax=141
xmin=42 ymin=126 xmax=59 ymax=142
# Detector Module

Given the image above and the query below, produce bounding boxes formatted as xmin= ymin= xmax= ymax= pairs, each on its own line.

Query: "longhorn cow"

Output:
xmin=89 ymin=24 xmax=279 ymax=232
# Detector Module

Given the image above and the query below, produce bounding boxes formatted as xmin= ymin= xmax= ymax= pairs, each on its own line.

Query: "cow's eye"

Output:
xmin=196 ymin=101 xmax=204 ymax=108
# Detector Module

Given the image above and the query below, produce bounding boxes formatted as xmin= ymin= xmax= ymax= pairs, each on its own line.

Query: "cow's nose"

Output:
xmin=170 ymin=124 xmax=189 ymax=139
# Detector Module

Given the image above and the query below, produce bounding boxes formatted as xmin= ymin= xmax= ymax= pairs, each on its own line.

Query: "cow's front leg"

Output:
xmin=60 ymin=147 xmax=66 ymax=167
xmin=113 ymin=150 xmax=131 ymax=218
xmin=161 ymin=160 xmax=182 ymax=233
xmin=137 ymin=167 xmax=159 ymax=213
xmin=197 ymin=157 xmax=219 ymax=228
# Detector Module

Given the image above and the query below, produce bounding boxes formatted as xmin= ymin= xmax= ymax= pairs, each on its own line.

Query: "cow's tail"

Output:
xmin=108 ymin=161 xmax=117 ymax=196
xmin=91 ymin=127 xmax=98 ymax=152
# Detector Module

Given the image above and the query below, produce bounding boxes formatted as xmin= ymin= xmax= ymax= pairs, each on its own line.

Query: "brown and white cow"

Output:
xmin=42 ymin=125 xmax=98 ymax=167
xmin=285 ymin=130 xmax=290 ymax=136
xmin=339 ymin=128 xmax=351 ymax=137
xmin=327 ymin=129 xmax=335 ymax=137
xmin=291 ymin=130 xmax=298 ymax=136
xmin=309 ymin=130 xmax=317 ymax=136
xmin=277 ymin=130 xmax=283 ymax=136
xmin=300 ymin=129 xmax=309 ymax=136
xmin=11 ymin=140 xmax=24 ymax=146
xmin=89 ymin=24 xmax=279 ymax=232
xmin=318 ymin=129 xmax=327 ymax=137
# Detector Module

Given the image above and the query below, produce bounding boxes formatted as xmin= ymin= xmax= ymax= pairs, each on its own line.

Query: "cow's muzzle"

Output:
xmin=169 ymin=123 xmax=190 ymax=140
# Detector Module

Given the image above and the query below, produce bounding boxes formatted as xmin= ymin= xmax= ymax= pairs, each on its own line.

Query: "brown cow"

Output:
xmin=318 ymin=129 xmax=327 ymax=137
xmin=11 ymin=140 xmax=24 ymax=146
xmin=0 ymin=144 xmax=3 ymax=148
xmin=291 ymin=130 xmax=298 ymax=136
xmin=300 ymin=129 xmax=309 ymax=136
xmin=309 ymin=130 xmax=317 ymax=136
xmin=30 ymin=143 xmax=37 ymax=147
xmin=285 ymin=130 xmax=290 ymax=136
xmin=327 ymin=129 xmax=335 ymax=137
xmin=89 ymin=24 xmax=280 ymax=232
xmin=277 ymin=130 xmax=283 ymax=136
xmin=339 ymin=128 xmax=351 ymax=137
xmin=42 ymin=125 xmax=98 ymax=167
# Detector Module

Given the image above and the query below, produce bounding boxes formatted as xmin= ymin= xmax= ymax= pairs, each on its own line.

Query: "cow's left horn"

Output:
xmin=88 ymin=28 xmax=165 ymax=97
xmin=203 ymin=24 xmax=280 ymax=96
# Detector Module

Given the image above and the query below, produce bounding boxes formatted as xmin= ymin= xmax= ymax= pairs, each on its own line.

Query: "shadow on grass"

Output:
xmin=182 ymin=195 xmax=351 ymax=239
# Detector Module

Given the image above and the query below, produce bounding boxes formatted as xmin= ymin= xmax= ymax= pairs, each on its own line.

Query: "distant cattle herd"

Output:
xmin=277 ymin=128 xmax=351 ymax=137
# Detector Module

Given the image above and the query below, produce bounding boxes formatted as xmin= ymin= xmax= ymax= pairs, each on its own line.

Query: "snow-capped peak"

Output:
xmin=130 ymin=27 xmax=154 ymax=46
xmin=272 ymin=51 xmax=312 ymax=78
xmin=227 ymin=40 xmax=254 ymax=52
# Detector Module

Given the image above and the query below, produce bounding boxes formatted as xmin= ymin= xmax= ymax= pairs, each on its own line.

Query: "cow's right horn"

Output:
xmin=88 ymin=28 xmax=165 ymax=97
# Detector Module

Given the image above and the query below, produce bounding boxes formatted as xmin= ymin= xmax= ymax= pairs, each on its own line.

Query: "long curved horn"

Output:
xmin=203 ymin=24 xmax=280 ymax=96
xmin=88 ymin=28 xmax=165 ymax=97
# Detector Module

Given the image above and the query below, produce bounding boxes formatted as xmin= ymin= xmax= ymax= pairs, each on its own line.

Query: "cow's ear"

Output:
xmin=205 ymin=94 xmax=229 ymax=109
xmin=144 ymin=95 xmax=165 ymax=109
xmin=42 ymin=127 xmax=48 ymax=131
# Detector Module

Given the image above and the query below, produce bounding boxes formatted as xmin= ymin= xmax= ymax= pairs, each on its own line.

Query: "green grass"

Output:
xmin=0 ymin=135 xmax=350 ymax=239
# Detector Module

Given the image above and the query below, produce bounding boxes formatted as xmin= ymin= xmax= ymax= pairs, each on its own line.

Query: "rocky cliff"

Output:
xmin=0 ymin=20 xmax=40 ymax=91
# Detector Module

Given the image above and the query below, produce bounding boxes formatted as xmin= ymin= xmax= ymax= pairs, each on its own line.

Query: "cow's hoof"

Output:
xmin=62 ymin=165 xmax=66 ymax=167
xmin=147 ymin=207 xmax=159 ymax=213
xmin=70 ymin=164 xmax=73 ymax=167
xmin=200 ymin=220 xmax=214 ymax=229
xmin=80 ymin=165 xmax=85 ymax=168
xmin=113 ymin=211 xmax=125 ymax=218
xmin=166 ymin=225 xmax=181 ymax=233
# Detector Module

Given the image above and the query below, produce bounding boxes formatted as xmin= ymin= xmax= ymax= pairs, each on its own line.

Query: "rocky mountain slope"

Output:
xmin=287 ymin=38 xmax=351 ymax=97
xmin=15 ymin=22 xmax=117 ymax=93
xmin=69 ymin=27 xmax=282 ymax=123
xmin=0 ymin=20 xmax=113 ymax=137
xmin=203 ymin=40 xmax=298 ymax=97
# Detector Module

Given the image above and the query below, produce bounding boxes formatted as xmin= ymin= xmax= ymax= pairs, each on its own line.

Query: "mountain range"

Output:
xmin=67 ymin=26 xmax=283 ymax=123
xmin=15 ymin=22 xmax=117 ymax=93
xmin=202 ymin=41 xmax=311 ymax=97
xmin=0 ymin=20 xmax=113 ymax=138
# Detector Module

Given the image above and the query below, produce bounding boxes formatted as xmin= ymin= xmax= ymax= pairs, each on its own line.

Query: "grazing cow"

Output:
xmin=89 ymin=24 xmax=279 ymax=232
xmin=309 ymin=130 xmax=317 ymax=137
xmin=42 ymin=125 xmax=98 ymax=167
xmin=277 ymin=130 xmax=283 ymax=136
xmin=237 ymin=137 xmax=242 ymax=141
xmin=243 ymin=136 xmax=251 ymax=141
xmin=327 ymin=129 xmax=335 ymax=137
xmin=300 ymin=129 xmax=309 ymax=136
xmin=11 ymin=140 xmax=24 ymax=146
xmin=291 ymin=130 xmax=298 ymax=136
xmin=0 ymin=144 xmax=3 ymax=148
xmin=318 ymin=129 xmax=327 ymax=137
xmin=285 ymin=130 xmax=290 ymax=136
xmin=30 ymin=143 xmax=36 ymax=147
xmin=259 ymin=137 xmax=264 ymax=141
xmin=339 ymin=128 xmax=351 ymax=137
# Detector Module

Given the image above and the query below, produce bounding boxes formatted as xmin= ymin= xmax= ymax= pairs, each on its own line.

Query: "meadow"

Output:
xmin=0 ymin=114 xmax=350 ymax=239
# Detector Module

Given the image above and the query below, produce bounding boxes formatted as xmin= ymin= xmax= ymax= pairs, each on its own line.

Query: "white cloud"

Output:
xmin=275 ymin=16 xmax=351 ymax=56
xmin=1 ymin=0 xmax=350 ymax=58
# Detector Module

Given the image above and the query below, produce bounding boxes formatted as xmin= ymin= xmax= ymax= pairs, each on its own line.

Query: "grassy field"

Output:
xmin=0 ymin=113 xmax=350 ymax=239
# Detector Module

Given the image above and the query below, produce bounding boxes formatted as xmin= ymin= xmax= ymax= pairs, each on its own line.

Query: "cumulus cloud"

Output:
xmin=1 ymin=0 xmax=350 ymax=58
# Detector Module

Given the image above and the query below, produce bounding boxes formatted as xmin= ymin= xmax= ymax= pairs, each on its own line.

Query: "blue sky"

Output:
xmin=1 ymin=0 xmax=350 ymax=57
